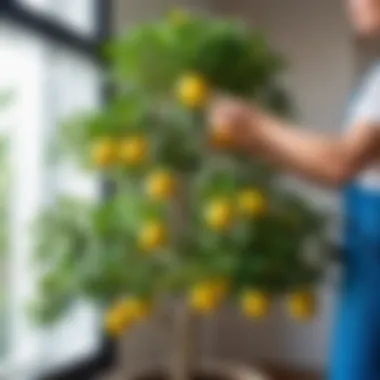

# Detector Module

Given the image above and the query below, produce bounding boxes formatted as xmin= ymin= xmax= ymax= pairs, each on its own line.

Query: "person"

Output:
xmin=208 ymin=1 xmax=380 ymax=379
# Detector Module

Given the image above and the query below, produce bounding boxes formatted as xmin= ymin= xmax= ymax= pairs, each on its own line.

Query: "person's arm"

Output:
xmin=208 ymin=96 xmax=380 ymax=188
xmin=248 ymin=114 xmax=380 ymax=187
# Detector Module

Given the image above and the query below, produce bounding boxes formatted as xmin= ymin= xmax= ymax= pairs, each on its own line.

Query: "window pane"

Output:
xmin=0 ymin=95 xmax=10 ymax=362
xmin=0 ymin=23 xmax=24 ymax=364
xmin=0 ymin=21 xmax=102 ymax=376
xmin=0 ymin=22 xmax=49 ymax=370
xmin=51 ymin=46 xmax=102 ymax=198
xmin=37 ymin=45 xmax=102 ymax=371
xmin=17 ymin=0 xmax=97 ymax=37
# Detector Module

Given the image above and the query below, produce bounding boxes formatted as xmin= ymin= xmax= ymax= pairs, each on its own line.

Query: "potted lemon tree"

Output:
xmin=32 ymin=10 xmax=327 ymax=380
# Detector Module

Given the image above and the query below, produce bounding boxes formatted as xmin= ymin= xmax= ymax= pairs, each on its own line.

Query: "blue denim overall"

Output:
xmin=330 ymin=68 xmax=380 ymax=379
xmin=330 ymin=185 xmax=380 ymax=379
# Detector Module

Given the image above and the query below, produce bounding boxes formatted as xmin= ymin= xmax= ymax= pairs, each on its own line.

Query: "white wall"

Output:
xmin=113 ymin=0 xmax=214 ymax=30
xmin=113 ymin=0 xmax=357 ymax=373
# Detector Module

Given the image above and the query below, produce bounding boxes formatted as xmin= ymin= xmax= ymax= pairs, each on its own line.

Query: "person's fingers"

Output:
xmin=208 ymin=96 xmax=252 ymax=134
xmin=209 ymin=94 xmax=240 ymax=120
xmin=209 ymin=107 xmax=232 ymax=130
xmin=207 ymin=99 xmax=228 ymax=127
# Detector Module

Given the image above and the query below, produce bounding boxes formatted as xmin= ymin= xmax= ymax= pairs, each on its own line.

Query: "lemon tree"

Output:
xmin=33 ymin=10 xmax=328 ymax=340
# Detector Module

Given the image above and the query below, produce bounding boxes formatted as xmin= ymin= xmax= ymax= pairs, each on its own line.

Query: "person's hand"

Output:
xmin=207 ymin=96 xmax=264 ymax=150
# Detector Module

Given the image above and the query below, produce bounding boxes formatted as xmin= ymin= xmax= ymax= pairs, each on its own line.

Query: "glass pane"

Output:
xmin=0 ymin=22 xmax=53 ymax=370
xmin=17 ymin=0 xmax=97 ymax=37
xmin=39 ymin=46 xmax=102 ymax=369
xmin=0 ymin=105 xmax=9 ymax=363
xmin=51 ymin=46 xmax=102 ymax=198
xmin=0 ymin=22 xmax=102 ymax=375
xmin=0 ymin=23 xmax=18 ymax=363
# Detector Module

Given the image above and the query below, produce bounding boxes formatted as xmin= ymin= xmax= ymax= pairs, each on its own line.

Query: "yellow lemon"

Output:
xmin=288 ymin=291 xmax=317 ymax=321
xmin=105 ymin=307 xmax=131 ymax=337
xmin=117 ymin=297 xmax=152 ymax=322
xmin=139 ymin=221 xmax=167 ymax=253
xmin=177 ymin=73 xmax=210 ymax=109
xmin=146 ymin=170 xmax=176 ymax=201
xmin=92 ymin=138 xmax=117 ymax=168
xmin=241 ymin=290 xmax=271 ymax=319
xmin=237 ymin=189 xmax=268 ymax=218
xmin=119 ymin=136 xmax=148 ymax=166
xmin=168 ymin=8 xmax=190 ymax=26
xmin=190 ymin=282 xmax=224 ymax=314
xmin=204 ymin=199 xmax=234 ymax=232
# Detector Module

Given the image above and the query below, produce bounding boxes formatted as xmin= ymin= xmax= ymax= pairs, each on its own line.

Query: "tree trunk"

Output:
xmin=168 ymin=172 xmax=196 ymax=380
xmin=170 ymin=298 xmax=197 ymax=380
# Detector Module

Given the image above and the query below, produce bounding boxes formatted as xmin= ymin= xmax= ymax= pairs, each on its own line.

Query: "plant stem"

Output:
xmin=169 ymin=172 xmax=196 ymax=380
xmin=170 ymin=299 xmax=197 ymax=380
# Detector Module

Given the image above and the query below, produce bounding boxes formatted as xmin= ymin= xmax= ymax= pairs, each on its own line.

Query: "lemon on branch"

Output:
xmin=139 ymin=221 xmax=167 ymax=253
xmin=241 ymin=290 xmax=271 ymax=319
xmin=287 ymin=290 xmax=317 ymax=321
xmin=176 ymin=73 xmax=210 ymax=109
xmin=105 ymin=297 xmax=151 ymax=337
xmin=204 ymin=198 xmax=234 ymax=232
xmin=237 ymin=189 xmax=268 ymax=218
xmin=92 ymin=138 xmax=117 ymax=168
xmin=105 ymin=305 xmax=131 ymax=337
xmin=190 ymin=279 xmax=228 ymax=314
xmin=118 ymin=297 xmax=152 ymax=322
xmin=145 ymin=170 xmax=177 ymax=201
xmin=119 ymin=135 xmax=148 ymax=166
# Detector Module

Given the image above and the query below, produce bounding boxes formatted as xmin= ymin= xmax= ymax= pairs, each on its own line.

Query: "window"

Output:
xmin=0 ymin=1 xmax=111 ymax=378
xmin=0 ymin=71 xmax=10 ymax=364
xmin=17 ymin=0 xmax=97 ymax=37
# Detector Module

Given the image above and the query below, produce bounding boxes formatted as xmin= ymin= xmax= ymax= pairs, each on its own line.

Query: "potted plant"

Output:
xmin=32 ymin=9 xmax=328 ymax=380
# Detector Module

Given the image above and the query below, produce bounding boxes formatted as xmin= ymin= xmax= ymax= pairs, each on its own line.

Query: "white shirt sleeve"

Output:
xmin=354 ymin=65 xmax=380 ymax=124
